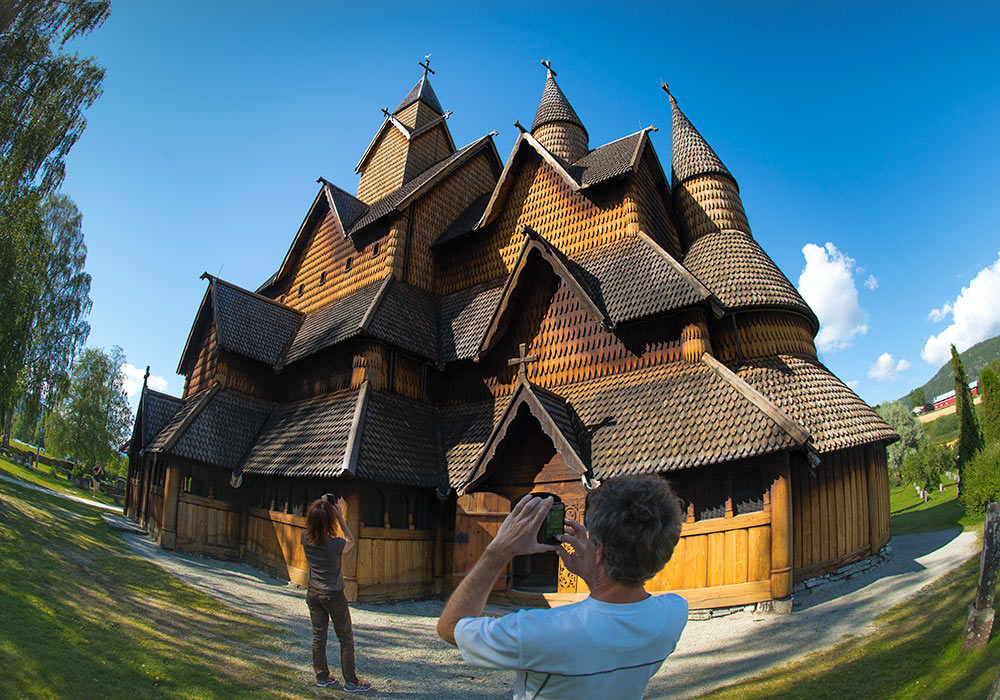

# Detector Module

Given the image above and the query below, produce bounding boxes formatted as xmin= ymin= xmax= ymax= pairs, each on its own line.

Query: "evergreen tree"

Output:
xmin=952 ymin=344 xmax=983 ymax=494
xmin=876 ymin=401 xmax=924 ymax=481
xmin=906 ymin=386 xmax=927 ymax=409
xmin=980 ymin=364 xmax=1000 ymax=446
xmin=0 ymin=0 xmax=109 ymax=445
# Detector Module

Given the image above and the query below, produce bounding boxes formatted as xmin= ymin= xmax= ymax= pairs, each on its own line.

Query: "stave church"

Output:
xmin=126 ymin=61 xmax=896 ymax=609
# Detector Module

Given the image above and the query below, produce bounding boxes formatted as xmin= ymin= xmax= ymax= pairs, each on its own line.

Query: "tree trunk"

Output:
xmin=1 ymin=410 xmax=11 ymax=449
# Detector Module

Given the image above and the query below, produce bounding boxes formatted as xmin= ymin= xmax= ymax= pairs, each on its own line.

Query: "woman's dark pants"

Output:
xmin=306 ymin=589 xmax=357 ymax=683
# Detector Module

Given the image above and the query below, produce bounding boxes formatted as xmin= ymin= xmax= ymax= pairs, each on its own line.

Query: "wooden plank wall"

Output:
xmin=356 ymin=528 xmax=434 ymax=601
xmin=792 ymin=445 xmax=875 ymax=581
xmin=866 ymin=444 xmax=891 ymax=551
xmin=176 ymin=493 xmax=241 ymax=558
xmin=184 ymin=325 xmax=217 ymax=398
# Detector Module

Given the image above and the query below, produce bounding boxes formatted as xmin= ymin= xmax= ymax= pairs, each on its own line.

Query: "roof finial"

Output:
xmin=418 ymin=55 xmax=434 ymax=78
xmin=661 ymin=81 xmax=677 ymax=106
xmin=541 ymin=59 xmax=556 ymax=78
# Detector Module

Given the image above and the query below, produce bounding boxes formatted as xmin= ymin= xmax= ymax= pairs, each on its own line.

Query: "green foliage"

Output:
xmin=0 ymin=0 xmax=108 ymax=443
xmin=901 ymin=334 xmax=1000 ymax=406
xmin=951 ymin=344 xmax=983 ymax=472
xmin=903 ymin=386 xmax=927 ymax=410
xmin=18 ymin=194 xmax=92 ymax=430
xmin=960 ymin=441 xmax=1000 ymax=514
xmin=876 ymin=401 xmax=924 ymax=479
xmin=924 ymin=412 xmax=958 ymax=441
xmin=902 ymin=442 xmax=953 ymax=493
xmin=980 ymin=364 xmax=1000 ymax=446
xmin=44 ymin=346 xmax=130 ymax=473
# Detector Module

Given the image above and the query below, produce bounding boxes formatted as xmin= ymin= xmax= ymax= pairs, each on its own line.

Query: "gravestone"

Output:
xmin=964 ymin=502 xmax=1000 ymax=651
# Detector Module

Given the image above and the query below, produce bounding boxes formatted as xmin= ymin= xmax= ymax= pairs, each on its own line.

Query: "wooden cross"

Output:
xmin=508 ymin=342 xmax=539 ymax=379
xmin=419 ymin=56 xmax=435 ymax=78
xmin=541 ymin=59 xmax=557 ymax=77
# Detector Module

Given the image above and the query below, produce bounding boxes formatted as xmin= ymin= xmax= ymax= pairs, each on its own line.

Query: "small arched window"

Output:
xmin=298 ymin=284 xmax=304 ymax=297
xmin=733 ymin=467 xmax=765 ymax=515
xmin=361 ymin=488 xmax=384 ymax=528
xmin=388 ymin=491 xmax=408 ymax=529
xmin=372 ymin=242 xmax=380 ymax=256
xmin=344 ymin=257 xmax=352 ymax=272
xmin=320 ymin=271 xmax=327 ymax=285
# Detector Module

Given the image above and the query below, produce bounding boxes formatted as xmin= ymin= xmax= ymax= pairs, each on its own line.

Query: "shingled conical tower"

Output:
xmin=531 ymin=61 xmax=589 ymax=163
xmin=356 ymin=61 xmax=456 ymax=203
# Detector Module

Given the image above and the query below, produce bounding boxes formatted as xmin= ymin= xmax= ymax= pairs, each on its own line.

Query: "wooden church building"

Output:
xmin=126 ymin=62 xmax=896 ymax=609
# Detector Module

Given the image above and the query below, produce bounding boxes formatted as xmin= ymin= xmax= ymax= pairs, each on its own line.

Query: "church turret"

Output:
xmin=356 ymin=60 xmax=456 ymax=204
xmin=530 ymin=61 xmax=589 ymax=163
xmin=664 ymin=83 xmax=750 ymax=248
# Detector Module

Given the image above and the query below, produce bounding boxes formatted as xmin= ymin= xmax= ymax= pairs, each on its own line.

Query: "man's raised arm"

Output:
xmin=437 ymin=495 xmax=557 ymax=646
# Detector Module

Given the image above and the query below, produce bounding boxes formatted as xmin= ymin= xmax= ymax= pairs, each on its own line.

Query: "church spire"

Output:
xmin=662 ymin=83 xmax=749 ymax=247
xmin=394 ymin=57 xmax=444 ymax=117
xmin=530 ymin=61 xmax=589 ymax=163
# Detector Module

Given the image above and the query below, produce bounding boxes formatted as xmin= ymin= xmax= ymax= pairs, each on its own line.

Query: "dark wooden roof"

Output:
xmin=147 ymin=388 xmax=215 ymax=453
xmin=560 ymin=359 xmax=807 ymax=479
xmin=170 ymin=390 xmax=274 ymax=471
xmin=241 ymin=387 xmax=363 ymax=478
xmin=566 ymin=130 xmax=649 ymax=187
xmin=439 ymin=281 xmax=506 ymax=363
xmin=683 ymin=230 xmax=817 ymax=328
xmin=668 ymin=90 xmax=734 ymax=188
xmin=356 ymin=390 xmax=443 ymax=489
xmin=210 ymin=276 xmax=303 ymax=366
xmin=366 ymin=279 xmax=439 ymax=361
xmin=140 ymin=388 xmax=183 ymax=452
xmin=395 ymin=73 xmax=444 ymax=115
xmin=532 ymin=70 xmax=586 ymax=134
xmin=441 ymin=399 xmax=503 ymax=488
xmin=431 ymin=192 xmax=491 ymax=247
xmin=281 ymin=280 xmax=387 ymax=366
xmin=736 ymin=354 xmax=898 ymax=453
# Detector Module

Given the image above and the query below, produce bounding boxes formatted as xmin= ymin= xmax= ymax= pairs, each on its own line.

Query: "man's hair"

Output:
xmin=585 ymin=475 xmax=683 ymax=586
xmin=305 ymin=498 xmax=335 ymax=548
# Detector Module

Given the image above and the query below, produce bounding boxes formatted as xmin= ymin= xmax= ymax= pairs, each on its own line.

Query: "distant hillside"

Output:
xmin=900 ymin=334 xmax=1000 ymax=407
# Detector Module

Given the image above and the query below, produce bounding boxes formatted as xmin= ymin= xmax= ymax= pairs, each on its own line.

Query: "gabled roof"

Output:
xmin=463 ymin=377 xmax=588 ymax=493
xmin=475 ymin=228 xmax=718 ymax=360
xmin=354 ymin=110 xmax=455 ymax=176
xmin=131 ymin=384 xmax=183 ymax=456
xmin=477 ymin=228 xmax=611 ymax=359
xmin=169 ymin=389 xmax=274 ymax=471
xmin=476 ymin=129 xmax=655 ymax=230
xmin=147 ymin=386 xmax=218 ymax=454
xmin=241 ymin=385 xmax=367 ymax=478
xmin=439 ymin=280 xmax=506 ymax=363
xmin=532 ymin=68 xmax=586 ymax=135
xmin=355 ymin=390 xmax=443 ymax=489
xmin=348 ymin=133 xmax=500 ymax=237
xmin=266 ymin=180 xmax=368 ymax=292
xmin=665 ymin=85 xmax=734 ymax=188
xmin=431 ymin=192 xmax=491 ymax=248
xmin=280 ymin=276 xmax=440 ymax=368
xmin=177 ymin=275 xmax=303 ymax=374
xmin=395 ymin=73 xmax=444 ymax=115
xmin=683 ymin=229 xmax=818 ymax=330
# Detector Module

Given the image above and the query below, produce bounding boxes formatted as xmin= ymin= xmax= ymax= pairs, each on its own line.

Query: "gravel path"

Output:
xmin=115 ymin=526 xmax=978 ymax=699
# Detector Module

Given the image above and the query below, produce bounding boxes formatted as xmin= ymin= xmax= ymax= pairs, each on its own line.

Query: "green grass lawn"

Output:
xmin=0 ymin=473 xmax=342 ymax=699
xmin=889 ymin=476 xmax=984 ymax=534
xmin=697 ymin=556 xmax=1000 ymax=700
xmin=0 ymin=455 xmax=118 ymax=507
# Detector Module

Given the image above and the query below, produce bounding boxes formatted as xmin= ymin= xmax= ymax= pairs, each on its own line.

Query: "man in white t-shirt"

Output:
xmin=437 ymin=475 xmax=687 ymax=700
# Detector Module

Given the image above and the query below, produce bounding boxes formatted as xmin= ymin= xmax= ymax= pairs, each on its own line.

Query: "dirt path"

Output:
xmin=117 ymin=526 xmax=977 ymax=699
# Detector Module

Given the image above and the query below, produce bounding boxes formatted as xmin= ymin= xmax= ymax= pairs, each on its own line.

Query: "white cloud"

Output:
xmin=846 ymin=379 xmax=861 ymax=390
xmin=864 ymin=275 xmax=879 ymax=290
xmin=927 ymin=301 xmax=953 ymax=323
xmin=120 ymin=363 xmax=168 ymax=399
xmin=922 ymin=252 xmax=1000 ymax=367
xmin=868 ymin=353 xmax=911 ymax=381
xmin=797 ymin=242 xmax=869 ymax=352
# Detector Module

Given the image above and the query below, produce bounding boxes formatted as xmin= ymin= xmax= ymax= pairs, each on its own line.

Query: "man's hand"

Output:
xmin=486 ymin=494 xmax=559 ymax=560
xmin=556 ymin=519 xmax=598 ymax=589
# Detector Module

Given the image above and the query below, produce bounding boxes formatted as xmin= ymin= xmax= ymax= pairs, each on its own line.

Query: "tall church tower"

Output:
xmin=356 ymin=60 xmax=456 ymax=203
xmin=530 ymin=61 xmax=589 ymax=163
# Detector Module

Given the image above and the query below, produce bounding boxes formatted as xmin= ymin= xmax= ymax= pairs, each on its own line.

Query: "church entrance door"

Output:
xmin=452 ymin=492 xmax=511 ymax=592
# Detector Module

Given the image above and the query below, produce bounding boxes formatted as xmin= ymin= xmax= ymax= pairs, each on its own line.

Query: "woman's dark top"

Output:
xmin=300 ymin=532 xmax=346 ymax=593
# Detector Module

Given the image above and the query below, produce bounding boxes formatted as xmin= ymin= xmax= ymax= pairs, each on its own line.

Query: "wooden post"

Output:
xmin=770 ymin=453 xmax=793 ymax=600
xmin=964 ymin=502 xmax=1000 ymax=651
xmin=866 ymin=446 xmax=882 ymax=555
xmin=342 ymin=487 xmax=362 ymax=602
xmin=432 ymin=502 xmax=445 ymax=594
xmin=160 ymin=462 xmax=182 ymax=550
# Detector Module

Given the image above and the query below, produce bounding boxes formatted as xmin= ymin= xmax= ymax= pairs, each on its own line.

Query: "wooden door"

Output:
xmin=452 ymin=492 xmax=511 ymax=592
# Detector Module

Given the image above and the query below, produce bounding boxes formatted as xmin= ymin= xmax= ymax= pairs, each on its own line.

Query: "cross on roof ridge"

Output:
xmin=508 ymin=342 xmax=539 ymax=379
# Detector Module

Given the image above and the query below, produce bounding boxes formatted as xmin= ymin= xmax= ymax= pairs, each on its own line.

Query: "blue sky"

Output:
xmin=60 ymin=1 xmax=1000 ymax=411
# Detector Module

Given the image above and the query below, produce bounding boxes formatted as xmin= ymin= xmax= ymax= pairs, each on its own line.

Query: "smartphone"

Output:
xmin=538 ymin=501 xmax=565 ymax=545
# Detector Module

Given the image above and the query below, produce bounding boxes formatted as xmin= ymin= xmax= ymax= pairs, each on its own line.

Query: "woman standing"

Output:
xmin=302 ymin=495 xmax=371 ymax=692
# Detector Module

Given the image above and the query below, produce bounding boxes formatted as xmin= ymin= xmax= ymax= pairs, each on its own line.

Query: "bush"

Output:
xmin=962 ymin=441 xmax=1000 ymax=514
xmin=903 ymin=442 xmax=954 ymax=493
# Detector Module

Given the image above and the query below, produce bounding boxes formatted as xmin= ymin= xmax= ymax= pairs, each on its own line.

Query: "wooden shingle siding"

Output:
xmin=184 ymin=325 xmax=217 ymax=398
